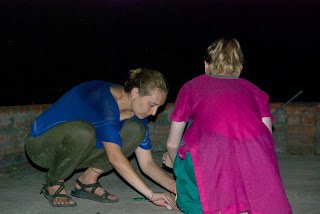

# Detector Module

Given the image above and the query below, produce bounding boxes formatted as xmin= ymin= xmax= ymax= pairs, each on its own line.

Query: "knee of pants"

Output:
xmin=120 ymin=120 xmax=146 ymax=141
xmin=66 ymin=121 xmax=96 ymax=148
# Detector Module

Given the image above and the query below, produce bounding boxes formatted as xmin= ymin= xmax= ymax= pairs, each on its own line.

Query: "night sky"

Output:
xmin=1 ymin=0 xmax=319 ymax=106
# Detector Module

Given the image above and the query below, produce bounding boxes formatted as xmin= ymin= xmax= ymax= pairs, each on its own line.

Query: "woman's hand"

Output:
xmin=149 ymin=192 xmax=179 ymax=212
xmin=162 ymin=152 xmax=173 ymax=168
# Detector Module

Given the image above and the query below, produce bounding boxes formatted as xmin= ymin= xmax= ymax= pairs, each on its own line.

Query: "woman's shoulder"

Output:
xmin=110 ymin=84 xmax=124 ymax=101
xmin=238 ymin=78 xmax=269 ymax=97
xmin=183 ymin=74 xmax=207 ymax=85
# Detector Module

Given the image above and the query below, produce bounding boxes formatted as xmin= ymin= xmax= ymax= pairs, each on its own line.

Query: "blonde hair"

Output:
xmin=205 ymin=37 xmax=244 ymax=77
xmin=124 ymin=68 xmax=168 ymax=96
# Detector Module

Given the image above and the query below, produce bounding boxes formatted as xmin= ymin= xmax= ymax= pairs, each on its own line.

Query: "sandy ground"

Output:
xmin=0 ymin=153 xmax=319 ymax=214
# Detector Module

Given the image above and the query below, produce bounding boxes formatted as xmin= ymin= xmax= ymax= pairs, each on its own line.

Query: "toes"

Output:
xmin=53 ymin=197 xmax=75 ymax=206
xmin=108 ymin=193 xmax=119 ymax=201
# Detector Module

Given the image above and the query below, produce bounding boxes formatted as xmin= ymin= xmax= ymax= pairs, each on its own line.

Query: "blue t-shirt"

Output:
xmin=31 ymin=80 xmax=151 ymax=150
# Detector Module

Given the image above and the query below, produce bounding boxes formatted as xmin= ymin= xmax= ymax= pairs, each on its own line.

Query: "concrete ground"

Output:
xmin=0 ymin=152 xmax=319 ymax=214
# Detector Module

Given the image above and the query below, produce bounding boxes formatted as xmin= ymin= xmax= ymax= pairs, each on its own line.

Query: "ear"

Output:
xmin=204 ymin=61 xmax=209 ymax=74
xmin=130 ymin=87 xmax=140 ymax=98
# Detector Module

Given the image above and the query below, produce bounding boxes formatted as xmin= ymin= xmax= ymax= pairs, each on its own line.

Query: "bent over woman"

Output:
xmin=26 ymin=68 xmax=177 ymax=210
xmin=163 ymin=38 xmax=292 ymax=214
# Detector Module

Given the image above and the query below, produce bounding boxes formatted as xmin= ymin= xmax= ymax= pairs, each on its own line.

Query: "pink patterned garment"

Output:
xmin=171 ymin=74 xmax=292 ymax=214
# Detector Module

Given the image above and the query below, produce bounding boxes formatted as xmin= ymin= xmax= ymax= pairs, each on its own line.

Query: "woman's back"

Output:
xmin=171 ymin=74 xmax=292 ymax=213
xmin=177 ymin=74 xmax=271 ymax=139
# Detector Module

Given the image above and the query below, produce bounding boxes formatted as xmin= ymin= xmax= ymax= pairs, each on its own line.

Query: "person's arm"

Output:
xmin=135 ymin=147 xmax=178 ymax=211
xmin=104 ymin=142 xmax=153 ymax=198
xmin=104 ymin=142 xmax=176 ymax=209
xmin=262 ymin=117 xmax=272 ymax=133
xmin=166 ymin=121 xmax=186 ymax=164
xmin=135 ymin=147 xmax=176 ymax=194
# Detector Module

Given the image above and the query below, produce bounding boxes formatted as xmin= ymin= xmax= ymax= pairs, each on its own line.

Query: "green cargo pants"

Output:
xmin=25 ymin=120 xmax=145 ymax=182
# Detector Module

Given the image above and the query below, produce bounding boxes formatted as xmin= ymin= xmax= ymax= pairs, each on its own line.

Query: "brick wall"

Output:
xmin=0 ymin=102 xmax=319 ymax=169
xmin=270 ymin=103 xmax=320 ymax=154
xmin=0 ymin=105 xmax=50 ymax=168
xmin=148 ymin=103 xmax=320 ymax=155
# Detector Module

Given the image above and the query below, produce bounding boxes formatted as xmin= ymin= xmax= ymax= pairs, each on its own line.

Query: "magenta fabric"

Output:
xmin=171 ymin=74 xmax=292 ymax=214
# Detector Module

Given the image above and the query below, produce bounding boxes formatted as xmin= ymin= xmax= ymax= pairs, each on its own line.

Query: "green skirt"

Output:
xmin=174 ymin=152 xmax=203 ymax=214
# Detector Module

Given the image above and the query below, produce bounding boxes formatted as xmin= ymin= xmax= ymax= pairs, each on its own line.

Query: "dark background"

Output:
xmin=1 ymin=0 xmax=319 ymax=106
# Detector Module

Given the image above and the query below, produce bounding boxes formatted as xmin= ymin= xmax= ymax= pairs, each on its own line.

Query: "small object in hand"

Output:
xmin=166 ymin=205 xmax=173 ymax=210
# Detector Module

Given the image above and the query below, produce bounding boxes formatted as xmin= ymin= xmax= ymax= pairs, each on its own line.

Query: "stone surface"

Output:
xmin=0 ymin=152 xmax=319 ymax=214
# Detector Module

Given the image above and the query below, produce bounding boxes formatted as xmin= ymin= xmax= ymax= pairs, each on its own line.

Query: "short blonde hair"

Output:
xmin=124 ymin=68 xmax=168 ymax=96
xmin=204 ymin=37 xmax=244 ymax=77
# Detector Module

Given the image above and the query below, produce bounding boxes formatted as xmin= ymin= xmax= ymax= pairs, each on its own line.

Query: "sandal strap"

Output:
xmin=51 ymin=193 xmax=72 ymax=200
xmin=40 ymin=181 xmax=66 ymax=196
xmin=99 ymin=190 xmax=111 ymax=199
xmin=40 ymin=181 xmax=77 ymax=207
xmin=75 ymin=179 xmax=103 ymax=194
